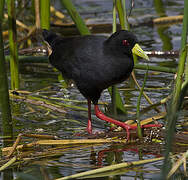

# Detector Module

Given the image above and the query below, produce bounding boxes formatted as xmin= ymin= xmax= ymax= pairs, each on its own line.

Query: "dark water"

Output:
xmin=0 ymin=0 xmax=186 ymax=179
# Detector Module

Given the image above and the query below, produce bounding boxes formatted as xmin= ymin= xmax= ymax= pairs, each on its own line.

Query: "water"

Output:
xmin=0 ymin=0 xmax=187 ymax=179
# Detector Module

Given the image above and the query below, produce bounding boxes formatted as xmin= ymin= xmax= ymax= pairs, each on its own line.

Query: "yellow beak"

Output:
xmin=132 ymin=43 xmax=149 ymax=60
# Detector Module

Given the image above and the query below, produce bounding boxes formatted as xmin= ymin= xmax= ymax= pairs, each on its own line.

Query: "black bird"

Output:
xmin=43 ymin=29 xmax=156 ymax=140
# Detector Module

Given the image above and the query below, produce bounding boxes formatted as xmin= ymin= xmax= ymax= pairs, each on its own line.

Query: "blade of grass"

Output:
xmin=116 ymin=0 xmax=126 ymax=30
xmin=60 ymin=0 xmax=90 ymax=35
xmin=7 ymin=0 xmax=19 ymax=90
xmin=108 ymin=0 xmax=128 ymax=114
xmin=162 ymin=0 xmax=188 ymax=178
xmin=40 ymin=0 xmax=50 ymax=29
xmin=112 ymin=0 xmax=117 ymax=33
xmin=108 ymin=86 xmax=127 ymax=114
xmin=109 ymin=0 xmax=127 ymax=115
xmin=0 ymin=0 xmax=13 ymax=145
xmin=121 ymin=0 xmax=130 ymax=30
xmin=136 ymin=66 xmax=149 ymax=138
xmin=111 ymin=0 xmax=118 ymax=116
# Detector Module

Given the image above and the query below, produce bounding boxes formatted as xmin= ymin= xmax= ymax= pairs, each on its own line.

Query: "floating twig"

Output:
xmin=56 ymin=156 xmax=164 ymax=180
xmin=0 ymin=157 xmax=17 ymax=172
xmin=4 ymin=13 xmax=30 ymax=30
xmin=153 ymin=15 xmax=183 ymax=25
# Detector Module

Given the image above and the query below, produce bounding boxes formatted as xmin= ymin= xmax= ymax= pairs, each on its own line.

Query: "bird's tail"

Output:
xmin=42 ymin=29 xmax=59 ymax=47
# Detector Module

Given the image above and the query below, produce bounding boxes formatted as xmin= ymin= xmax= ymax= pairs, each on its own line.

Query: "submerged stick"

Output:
xmin=56 ymin=157 xmax=164 ymax=180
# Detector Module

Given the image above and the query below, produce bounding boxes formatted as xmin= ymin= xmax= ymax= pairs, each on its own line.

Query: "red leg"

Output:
xmin=94 ymin=105 xmax=162 ymax=140
xmin=94 ymin=105 xmax=136 ymax=140
xmin=87 ymin=99 xmax=92 ymax=134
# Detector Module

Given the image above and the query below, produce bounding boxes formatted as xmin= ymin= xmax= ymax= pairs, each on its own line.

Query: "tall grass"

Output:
xmin=7 ymin=0 xmax=19 ymax=90
xmin=60 ymin=0 xmax=90 ymax=35
xmin=109 ymin=0 xmax=127 ymax=116
xmin=111 ymin=0 xmax=118 ymax=116
xmin=0 ymin=0 xmax=13 ymax=143
xmin=162 ymin=0 xmax=188 ymax=178
xmin=40 ymin=0 xmax=50 ymax=30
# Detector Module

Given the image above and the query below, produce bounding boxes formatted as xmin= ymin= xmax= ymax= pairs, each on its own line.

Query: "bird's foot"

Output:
xmin=121 ymin=123 xmax=163 ymax=141
xmin=141 ymin=124 xmax=163 ymax=128
xmin=94 ymin=105 xmax=163 ymax=141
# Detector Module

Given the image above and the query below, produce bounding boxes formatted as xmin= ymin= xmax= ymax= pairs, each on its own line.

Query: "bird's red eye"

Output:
xmin=122 ymin=40 xmax=129 ymax=46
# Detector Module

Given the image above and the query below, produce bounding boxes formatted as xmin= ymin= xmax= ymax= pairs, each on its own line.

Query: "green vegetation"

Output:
xmin=40 ymin=0 xmax=50 ymax=29
xmin=7 ymin=0 xmax=19 ymax=90
xmin=0 ymin=0 xmax=13 ymax=143
xmin=0 ymin=0 xmax=187 ymax=179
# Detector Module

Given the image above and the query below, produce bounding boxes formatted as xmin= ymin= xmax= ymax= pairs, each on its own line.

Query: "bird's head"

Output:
xmin=105 ymin=30 xmax=149 ymax=60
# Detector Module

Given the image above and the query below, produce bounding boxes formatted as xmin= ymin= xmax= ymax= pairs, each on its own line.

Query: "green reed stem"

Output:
xmin=162 ymin=0 xmax=188 ymax=178
xmin=40 ymin=0 xmax=50 ymax=30
xmin=0 ymin=0 xmax=13 ymax=142
xmin=108 ymin=0 xmax=127 ymax=115
xmin=136 ymin=66 xmax=149 ymax=138
xmin=112 ymin=0 xmax=117 ymax=33
xmin=4 ymin=55 xmax=176 ymax=73
xmin=7 ymin=0 xmax=19 ymax=90
xmin=135 ymin=63 xmax=176 ymax=74
xmin=116 ymin=0 xmax=126 ymax=30
xmin=60 ymin=0 xmax=90 ymax=35
xmin=117 ymin=1 xmax=142 ymax=136
xmin=111 ymin=0 xmax=118 ymax=116
xmin=122 ymin=0 xmax=130 ymax=30
xmin=183 ymin=50 xmax=188 ymax=84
